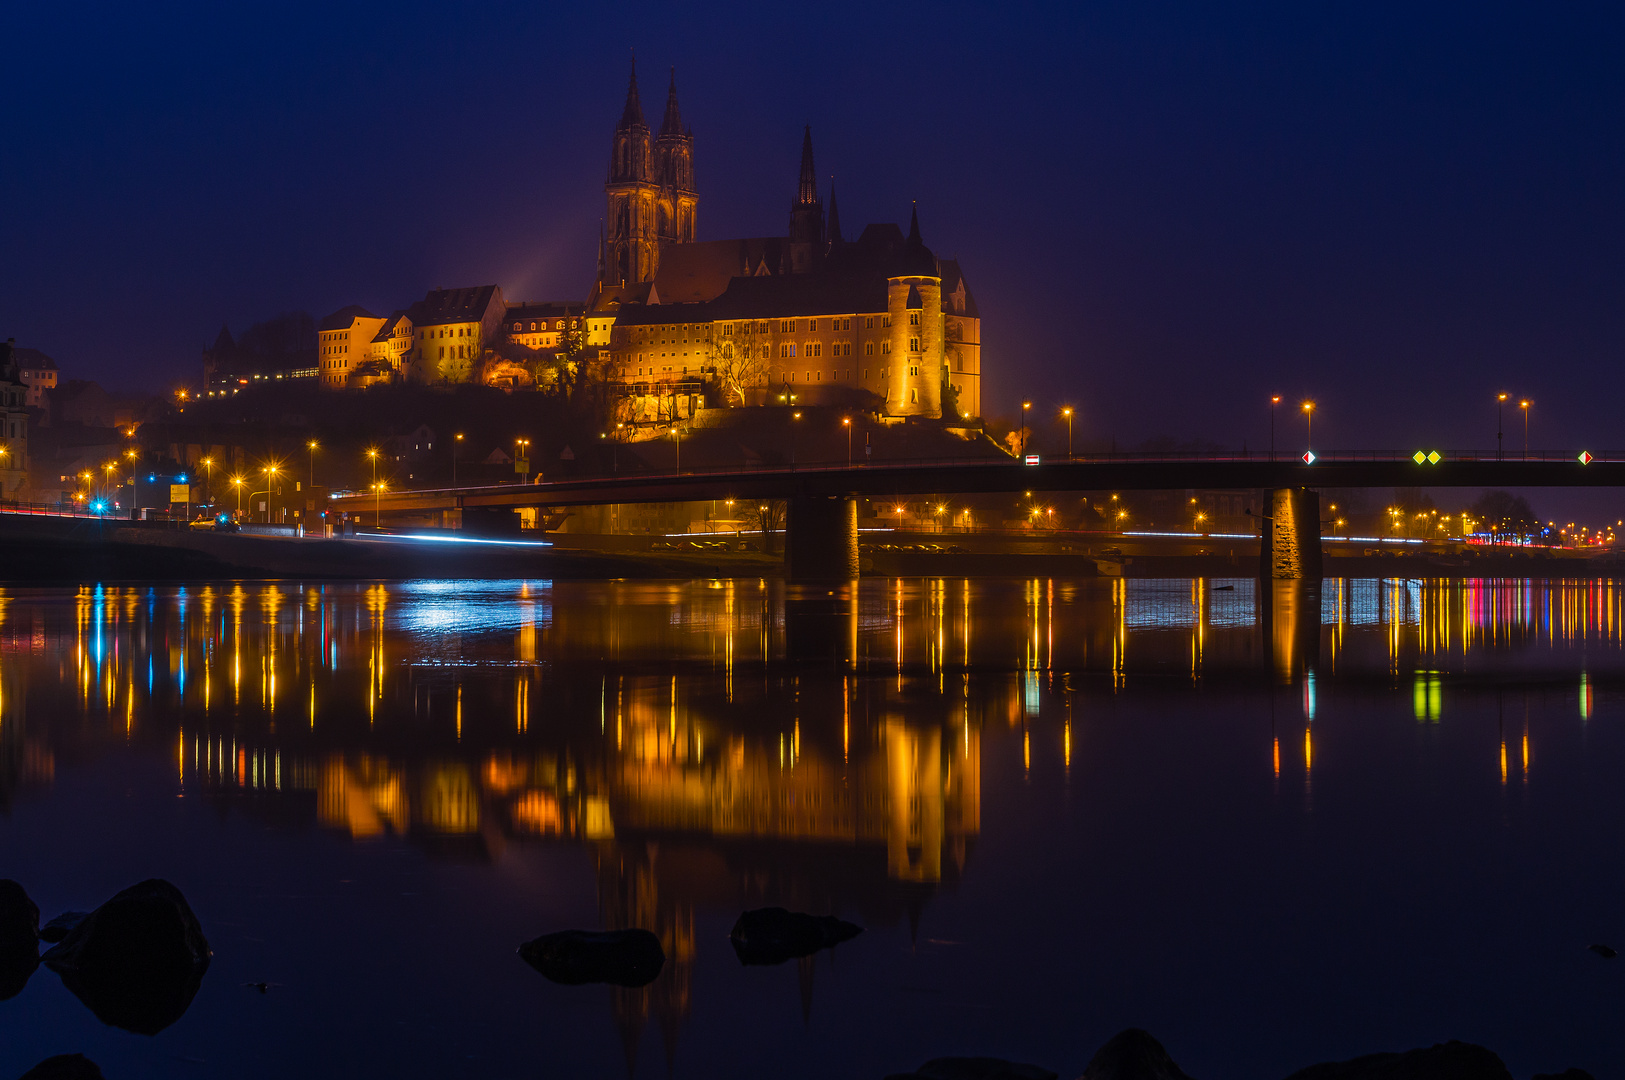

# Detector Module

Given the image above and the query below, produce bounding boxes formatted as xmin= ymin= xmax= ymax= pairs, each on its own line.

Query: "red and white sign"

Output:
xmin=1024 ymin=455 xmax=1041 ymax=466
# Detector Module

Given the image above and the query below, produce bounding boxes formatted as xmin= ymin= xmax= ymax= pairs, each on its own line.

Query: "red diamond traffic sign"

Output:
xmin=1579 ymin=451 xmax=1593 ymax=464
xmin=1302 ymin=451 xmax=1316 ymax=464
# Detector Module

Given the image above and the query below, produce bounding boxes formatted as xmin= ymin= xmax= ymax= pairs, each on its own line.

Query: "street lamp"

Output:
xmin=367 ymin=447 xmax=379 ymax=504
xmin=514 ymin=439 xmax=530 ymax=483
xmin=1519 ymin=400 xmax=1531 ymax=459
xmin=232 ymin=476 xmax=245 ymax=517
xmin=789 ymin=412 xmax=800 ymax=470
xmin=373 ymin=480 xmax=385 ymax=524
xmin=1496 ymin=393 xmax=1507 ymax=461
xmin=1061 ymin=406 xmax=1073 ymax=460
xmin=1270 ymin=396 xmax=1281 ymax=460
xmin=670 ymin=427 xmax=680 ymax=475
xmin=452 ymin=432 xmax=463 ymax=487
xmin=843 ymin=416 xmax=852 ymax=468
xmin=307 ymin=440 xmax=318 ymax=491
xmin=1020 ymin=401 xmax=1031 ymax=457
xmin=1301 ymin=400 xmax=1314 ymax=454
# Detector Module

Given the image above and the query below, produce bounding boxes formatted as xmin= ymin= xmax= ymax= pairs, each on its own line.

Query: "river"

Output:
xmin=0 ymin=577 xmax=1619 ymax=1078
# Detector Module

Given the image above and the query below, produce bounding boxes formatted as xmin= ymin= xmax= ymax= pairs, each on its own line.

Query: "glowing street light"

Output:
xmin=1519 ymin=399 xmax=1531 ymax=459
xmin=843 ymin=416 xmax=852 ymax=467
xmin=453 ymin=431 xmax=465 ymax=487
xmin=232 ymin=475 xmax=245 ymax=516
xmin=1301 ymin=400 xmax=1315 ymax=454
xmin=307 ymin=440 xmax=319 ymax=492
xmin=1270 ymin=396 xmax=1281 ymax=460
xmin=1020 ymin=401 xmax=1031 ymax=457
xmin=1061 ymin=405 xmax=1074 ymax=459
xmin=1496 ymin=392 xmax=1508 ymax=461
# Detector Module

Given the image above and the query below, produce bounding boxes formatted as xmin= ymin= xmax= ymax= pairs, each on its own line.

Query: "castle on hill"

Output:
xmin=206 ymin=62 xmax=981 ymax=422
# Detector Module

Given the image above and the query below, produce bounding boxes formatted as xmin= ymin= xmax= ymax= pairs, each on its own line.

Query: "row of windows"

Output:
xmin=420 ymin=326 xmax=474 ymax=340
xmin=721 ymin=316 xmax=881 ymax=336
xmin=510 ymin=319 xmax=578 ymax=332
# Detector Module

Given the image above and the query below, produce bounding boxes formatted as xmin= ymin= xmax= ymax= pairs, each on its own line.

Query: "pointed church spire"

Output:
xmin=827 ymin=178 xmax=843 ymax=245
xmin=619 ymin=55 xmax=645 ymax=130
xmin=907 ymin=200 xmax=921 ymax=245
xmin=660 ymin=68 xmax=683 ymax=137
xmin=796 ymin=126 xmax=818 ymax=208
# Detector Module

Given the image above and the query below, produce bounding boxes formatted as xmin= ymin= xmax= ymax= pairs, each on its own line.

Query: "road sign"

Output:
xmin=1302 ymin=451 xmax=1316 ymax=465
xmin=169 ymin=484 xmax=190 ymax=503
xmin=1428 ymin=451 xmax=1441 ymax=464
xmin=1413 ymin=450 xmax=1443 ymax=464
xmin=1024 ymin=455 xmax=1041 ymax=466
xmin=1579 ymin=451 xmax=1593 ymax=464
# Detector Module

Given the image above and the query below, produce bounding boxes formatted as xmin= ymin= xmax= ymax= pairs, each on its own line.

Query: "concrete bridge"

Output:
xmin=329 ymin=455 xmax=1622 ymax=580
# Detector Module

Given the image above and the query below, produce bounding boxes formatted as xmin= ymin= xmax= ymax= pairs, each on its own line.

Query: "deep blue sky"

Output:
xmin=3 ymin=1 xmax=1624 ymax=458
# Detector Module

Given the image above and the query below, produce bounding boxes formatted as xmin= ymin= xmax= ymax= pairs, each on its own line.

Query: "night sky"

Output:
xmin=4 ymin=1 xmax=1624 ymax=459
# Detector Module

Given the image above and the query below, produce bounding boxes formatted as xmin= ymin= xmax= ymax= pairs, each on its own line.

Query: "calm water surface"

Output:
xmin=0 ymin=578 xmax=1622 ymax=1079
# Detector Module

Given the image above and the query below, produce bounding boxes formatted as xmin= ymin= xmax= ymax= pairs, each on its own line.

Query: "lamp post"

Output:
xmin=1062 ymin=406 xmax=1073 ymax=460
xmin=263 ymin=465 xmax=281 ymax=524
xmin=373 ymin=481 xmax=385 ymax=525
xmin=514 ymin=439 xmax=530 ymax=483
xmin=1020 ymin=401 xmax=1031 ymax=457
xmin=1270 ymin=396 xmax=1280 ymax=460
xmin=452 ymin=432 xmax=463 ymax=487
xmin=307 ymin=440 xmax=318 ymax=492
xmin=201 ymin=457 xmax=213 ymax=504
xmin=670 ymin=426 xmax=680 ymax=475
xmin=790 ymin=411 xmax=800 ymax=470
xmin=232 ymin=476 xmax=244 ymax=517
xmin=1496 ymin=393 xmax=1507 ymax=461
xmin=1301 ymin=400 xmax=1314 ymax=455
xmin=843 ymin=416 xmax=852 ymax=467
xmin=1519 ymin=400 xmax=1530 ymax=459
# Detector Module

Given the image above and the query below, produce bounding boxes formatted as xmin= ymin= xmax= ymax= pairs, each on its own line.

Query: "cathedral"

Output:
xmin=587 ymin=61 xmax=982 ymax=423
xmin=281 ymin=61 xmax=982 ymax=421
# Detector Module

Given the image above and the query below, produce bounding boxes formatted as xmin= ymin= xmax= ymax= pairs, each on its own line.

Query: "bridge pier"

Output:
xmin=785 ymin=496 xmax=859 ymax=580
xmin=1260 ymin=487 xmax=1323 ymax=580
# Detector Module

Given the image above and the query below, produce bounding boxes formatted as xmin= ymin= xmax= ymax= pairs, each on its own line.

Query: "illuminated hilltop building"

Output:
xmin=591 ymin=65 xmax=982 ymax=422
xmin=294 ymin=62 xmax=981 ymax=419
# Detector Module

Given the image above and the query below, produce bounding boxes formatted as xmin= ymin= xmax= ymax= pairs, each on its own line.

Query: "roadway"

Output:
xmin=330 ymin=454 xmax=1625 ymax=516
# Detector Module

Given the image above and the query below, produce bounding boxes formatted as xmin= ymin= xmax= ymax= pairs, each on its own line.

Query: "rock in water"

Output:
xmin=1587 ymin=943 xmax=1617 ymax=959
xmin=518 ymin=929 xmax=665 ymax=987
xmin=41 ymin=879 xmax=211 ymax=1035
xmin=0 ymin=879 xmax=40 ymax=1001
xmin=18 ymin=1055 xmax=105 ymax=1080
xmin=885 ymin=1058 xmax=1057 ymax=1080
xmin=39 ymin=912 xmax=89 ymax=944
xmin=1079 ymin=1029 xmax=1196 ymax=1080
xmin=729 ymin=907 xmax=863 ymax=966
xmin=1282 ymin=1041 xmax=1513 ymax=1080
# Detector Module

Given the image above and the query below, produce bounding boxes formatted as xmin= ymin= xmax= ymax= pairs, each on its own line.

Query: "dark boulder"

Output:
xmin=1283 ymin=1041 xmax=1513 ymax=1080
xmin=39 ymin=913 xmax=88 ymax=945
xmin=42 ymin=879 xmax=211 ymax=1035
xmin=729 ymin=907 xmax=863 ymax=966
xmin=18 ymin=1055 xmax=105 ymax=1080
xmin=1079 ymin=1030 xmax=1196 ymax=1080
xmin=0 ymin=880 xmax=39 ymax=1001
xmin=518 ymin=928 xmax=664 ymax=987
xmin=885 ymin=1058 xmax=1057 ymax=1080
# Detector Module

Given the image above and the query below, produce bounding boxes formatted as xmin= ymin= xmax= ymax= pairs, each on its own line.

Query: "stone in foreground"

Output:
xmin=41 ymin=879 xmax=212 ymax=1035
xmin=1080 ymin=1029 xmax=1196 ymax=1080
xmin=729 ymin=906 xmax=863 ymax=966
xmin=1282 ymin=1040 xmax=1513 ymax=1080
xmin=39 ymin=912 xmax=88 ymax=944
xmin=518 ymin=928 xmax=665 ymax=987
xmin=0 ymin=879 xmax=40 ymax=1001
xmin=18 ymin=1055 xmax=105 ymax=1080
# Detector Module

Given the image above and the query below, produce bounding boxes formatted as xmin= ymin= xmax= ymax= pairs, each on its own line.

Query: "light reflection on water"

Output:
xmin=0 ymin=577 xmax=1622 ymax=1078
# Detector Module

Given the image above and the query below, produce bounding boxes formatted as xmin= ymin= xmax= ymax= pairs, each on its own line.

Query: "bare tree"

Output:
xmin=712 ymin=341 xmax=768 ymax=406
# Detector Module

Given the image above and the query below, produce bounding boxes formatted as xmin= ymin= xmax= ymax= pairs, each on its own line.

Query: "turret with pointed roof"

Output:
xmin=788 ymin=126 xmax=825 ymax=272
xmin=827 ymin=179 xmax=844 ymax=248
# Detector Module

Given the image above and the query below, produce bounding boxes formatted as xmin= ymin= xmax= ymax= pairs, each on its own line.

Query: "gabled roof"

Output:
xmin=591 ymin=280 xmax=654 ymax=314
xmin=13 ymin=347 xmax=57 ymax=371
xmin=650 ymin=238 xmax=787 ymax=303
xmin=410 ymin=285 xmax=503 ymax=327
xmin=370 ymin=311 xmax=411 ymax=342
xmin=938 ymin=259 xmax=980 ymax=318
xmin=318 ymin=305 xmax=380 ymax=332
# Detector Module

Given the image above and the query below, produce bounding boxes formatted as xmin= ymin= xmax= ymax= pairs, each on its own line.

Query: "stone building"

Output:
xmin=0 ymin=340 xmax=31 ymax=498
xmin=317 ymin=305 xmax=386 ymax=389
xmin=590 ymin=67 xmax=981 ymax=422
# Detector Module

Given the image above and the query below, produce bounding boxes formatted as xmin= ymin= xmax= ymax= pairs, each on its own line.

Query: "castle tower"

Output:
xmin=652 ymin=69 xmax=698 ymax=246
xmin=787 ymin=126 xmax=824 ymax=273
xmin=887 ymin=204 xmax=944 ymax=417
xmin=606 ymin=59 xmax=656 ymax=285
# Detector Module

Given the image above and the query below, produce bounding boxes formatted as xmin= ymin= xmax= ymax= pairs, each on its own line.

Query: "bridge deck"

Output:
xmin=330 ymin=456 xmax=1625 ymax=514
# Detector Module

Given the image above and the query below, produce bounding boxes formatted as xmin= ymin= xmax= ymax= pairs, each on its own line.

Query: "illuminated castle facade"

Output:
xmin=590 ymin=64 xmax=982 ymax=422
